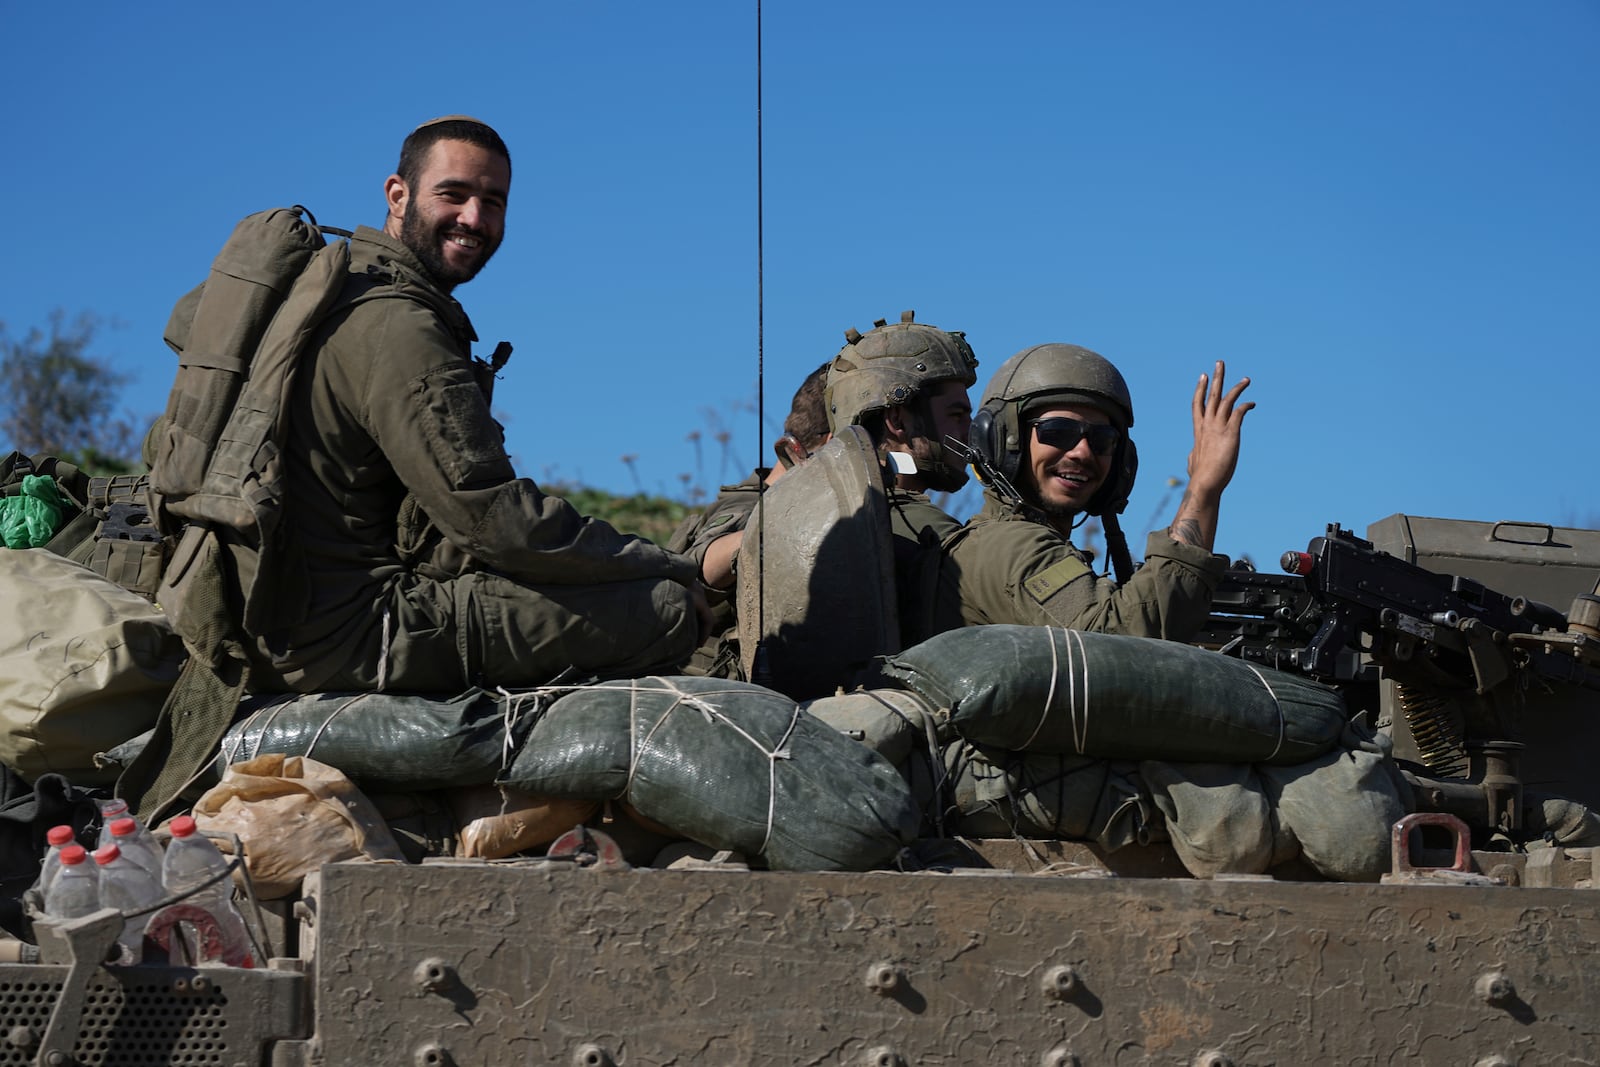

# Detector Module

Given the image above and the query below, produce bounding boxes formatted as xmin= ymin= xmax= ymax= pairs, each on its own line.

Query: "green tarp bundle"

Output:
xmin=500 ymin=676 xmax=921 ymax=871
xmin=217 ymin=688 xmax=518 ymax=791
xmin=880 ymin=625 xmax=1349 ymax=765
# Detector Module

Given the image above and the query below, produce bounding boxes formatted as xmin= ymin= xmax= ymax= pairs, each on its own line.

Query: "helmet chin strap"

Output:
xmin=1101 ymin=513 xmax=1135 ymax=584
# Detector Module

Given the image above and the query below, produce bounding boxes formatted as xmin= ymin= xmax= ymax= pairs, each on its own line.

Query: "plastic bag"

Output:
xmin=191 ymin=754 xmax=408 ymax=898
xmin=446 ymin=785 xmax=597 ymax=859
xmin=0 ymin=475 xmax=65 ymax=549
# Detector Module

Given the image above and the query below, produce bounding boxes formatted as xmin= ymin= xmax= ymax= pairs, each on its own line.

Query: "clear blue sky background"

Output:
xmin=3 ymin=2 xmax=1595 ymax=569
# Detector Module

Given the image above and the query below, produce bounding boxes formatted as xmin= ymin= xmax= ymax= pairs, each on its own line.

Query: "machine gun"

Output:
xmin=1200 ymin=523 xmax=1600 ymax=837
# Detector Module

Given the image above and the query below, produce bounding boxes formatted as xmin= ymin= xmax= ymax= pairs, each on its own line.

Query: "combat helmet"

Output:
xmin=969 ymin=343 xmax=1138 ymax=517
xmin=824 ymin=311 xmax=979 ymax=432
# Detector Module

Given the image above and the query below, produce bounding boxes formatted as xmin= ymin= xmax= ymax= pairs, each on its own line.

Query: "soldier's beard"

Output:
xmin=913 ymin=437 xmax=970 ymax=494
xmin=401 ymin=199 xmax=500 ymax=291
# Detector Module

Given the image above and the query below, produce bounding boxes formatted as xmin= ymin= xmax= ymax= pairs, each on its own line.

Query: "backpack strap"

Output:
xmin=117 ymin=527 xmax=250 ymax=822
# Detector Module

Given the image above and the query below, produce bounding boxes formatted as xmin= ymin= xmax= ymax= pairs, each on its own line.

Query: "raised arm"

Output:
xmin=1167 ymin=360 xmax=1254 ymax=552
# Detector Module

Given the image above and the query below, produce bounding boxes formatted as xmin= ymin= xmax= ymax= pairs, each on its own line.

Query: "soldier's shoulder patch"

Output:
xmin=705 ymin=512 xmax=737 ymax=531
xmin=1022 ymin=555 xmax=1092 ymax=603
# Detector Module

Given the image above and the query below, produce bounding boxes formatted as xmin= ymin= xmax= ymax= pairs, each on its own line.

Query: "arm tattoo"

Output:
xmin=1168 ymin=518 xmax=1203 ymax=547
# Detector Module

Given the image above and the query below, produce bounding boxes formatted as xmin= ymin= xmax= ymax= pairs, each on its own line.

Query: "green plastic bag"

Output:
xmin=0 ymin=475 xmax=66 ymax=548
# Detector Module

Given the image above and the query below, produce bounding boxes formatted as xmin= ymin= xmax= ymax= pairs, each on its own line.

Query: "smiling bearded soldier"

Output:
xmin=246 ymin=116 xmax=704 ymax=693
xmin=939 ymin=344 xmax=1253 ymax=642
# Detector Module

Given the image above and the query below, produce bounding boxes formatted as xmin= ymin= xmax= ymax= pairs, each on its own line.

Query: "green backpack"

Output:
xmin=127 ymin=207 xmax=374 ymax=818
xmin=128 ymin=206 xmax=506 ymax=819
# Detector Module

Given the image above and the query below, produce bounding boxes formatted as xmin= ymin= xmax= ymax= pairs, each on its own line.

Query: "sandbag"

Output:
xmin=192 ymin=753 xmax=407 ymax=898
xmin=881 ymin=625 xmax=1347 ymax=765
xmin=500 ymin=676 xmax=920 ymax=871
xmin=217 ymin=688 xmax=520 ymax=791
xmin=0 ymin=549 xmax=185 ymax=785
xmin=1257 ymin=724 xmax=1411 ymax=882
xmin=943 ymin=742 xmax=1158 ymax=852
xmin=801 ymin=688 xmax=936 ymax=768
xmin=1141 ymin=761 xmax=1291 ymax=878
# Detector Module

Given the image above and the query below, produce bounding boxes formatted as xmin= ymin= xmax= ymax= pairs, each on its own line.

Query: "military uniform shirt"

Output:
xmin=940 ymin=493 xmax=1227 ymax=642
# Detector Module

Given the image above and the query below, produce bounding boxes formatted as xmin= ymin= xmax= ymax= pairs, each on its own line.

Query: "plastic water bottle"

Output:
xmin=96 ymin=798 xmax=131 ymax=847
xmin=36 ymin=825 xmax=78 ymax=900
xmin=93 ymin=844 xmax=162 ymax=965
xmin=43 ymin=845 xmax=99 ymax=922
xmin=105 ymin=817 xmax=164 ymax=883
xmin=161 ymin=816 xmax=256 ymax=967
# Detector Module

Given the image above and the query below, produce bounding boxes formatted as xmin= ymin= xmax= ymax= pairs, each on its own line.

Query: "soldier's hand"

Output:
xmin=1187 ymin=360 xmax=1254 ymax=501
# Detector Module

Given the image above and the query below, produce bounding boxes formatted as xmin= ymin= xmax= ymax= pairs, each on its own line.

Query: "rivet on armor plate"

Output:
xmin=1476 ymin=971 xmax=1516 ymax=1006
xmin=1041 ymin=965 xmax=1081 ymax=1000
xmin=864 ymin=961 xmax=903 ymax=994
xmin=572 ymin=1043 xmax=615 ymax=1067
xmin=864 ymin=1046 xmax=906 ymax=1067
xmin=413 ymin=1041 xmax=453 ymax=1067
xmin=5 ymin=1026 xmax=37 ymax=1051
xmin=414 ymin=956 xmax=456 ymax=993
xmin=1041 ymin=1048 xmax=1080 ymax=1067
xmin=1192 ymin=1052 xmax=1234 ymax=1067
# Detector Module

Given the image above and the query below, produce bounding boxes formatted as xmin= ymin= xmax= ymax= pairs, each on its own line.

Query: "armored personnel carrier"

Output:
xmin=5 ymin=508 xmax=1599 ymax=1066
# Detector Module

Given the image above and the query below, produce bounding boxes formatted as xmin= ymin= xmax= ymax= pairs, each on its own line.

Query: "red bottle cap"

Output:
xmin=47 ymin=825 xmax=75 ymax=847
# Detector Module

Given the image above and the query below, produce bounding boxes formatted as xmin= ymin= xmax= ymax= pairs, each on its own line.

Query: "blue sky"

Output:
xmin=3 ymin=2 xmax=1595 ymax=569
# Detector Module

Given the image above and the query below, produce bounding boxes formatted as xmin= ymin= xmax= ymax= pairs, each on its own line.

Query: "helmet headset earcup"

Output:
xmin=1087 ymin=435 xmax=1138 ymax=517
xmin=967 ymin=400 xmax=1019 ymax=486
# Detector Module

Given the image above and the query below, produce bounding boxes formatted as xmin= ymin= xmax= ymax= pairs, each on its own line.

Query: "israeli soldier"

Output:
xmin=667 ymin=361 xmax=833 ymax=676
xmin=943 ymin=344 xmax=1252 ymax=641
xmin=245 ymin=117 xmax=706 ymax=691
xmin=824 ymin=311 xmax=979 ymax=643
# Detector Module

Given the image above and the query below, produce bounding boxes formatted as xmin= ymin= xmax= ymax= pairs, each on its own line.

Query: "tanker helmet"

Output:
xmin=824 ymin=311 xmax=979 ymax=432
xmin=969 ymin=343 xmax=1138 ymax=516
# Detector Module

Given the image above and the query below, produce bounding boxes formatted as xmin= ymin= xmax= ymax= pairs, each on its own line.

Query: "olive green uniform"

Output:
xmin=887 ymin=488 xmax=963 ymax=645
xmin=666 ymin=470 xmax=766 ymax=676
xmin=253 ymin=227 xmax=697 ymax=692
xmin=940 ymin=494 xmax=1226 ymax=641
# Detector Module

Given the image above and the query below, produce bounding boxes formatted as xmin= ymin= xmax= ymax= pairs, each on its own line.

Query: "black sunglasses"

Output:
xmin=1030 ymin=417 xmax=1120 ymax=456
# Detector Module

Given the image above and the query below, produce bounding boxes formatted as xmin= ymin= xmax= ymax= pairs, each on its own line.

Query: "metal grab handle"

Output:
xmin=1488 ymin=521 xmax=1556 ymax=547
xmin=1391 ymin=812 xmax=1473 ymax=874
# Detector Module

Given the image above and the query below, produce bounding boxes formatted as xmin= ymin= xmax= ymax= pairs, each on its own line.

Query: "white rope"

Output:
xmin=1243 ymin=662 xmax=1287 ymax=762
xmin=1068 ymin=628 xmax=1090 ymax=755
xmin=375 ymin=607 xmax=392 ymax=693
xmin=226 ymin=698 xmax=295 ymax=765
xmin=602 ymin=677 xmax=796 ymax=856
xmin=1019 ymin=628 xmax=1062 ymax=751
xmin=494 ymin=686 xmax=550 ymax=772
xmin=304 ymin=693 xmax=373 ymax=759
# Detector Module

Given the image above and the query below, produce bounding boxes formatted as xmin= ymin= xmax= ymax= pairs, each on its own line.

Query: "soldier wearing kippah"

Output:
xmin=250 ymin=116 xmax=706 ymax=691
